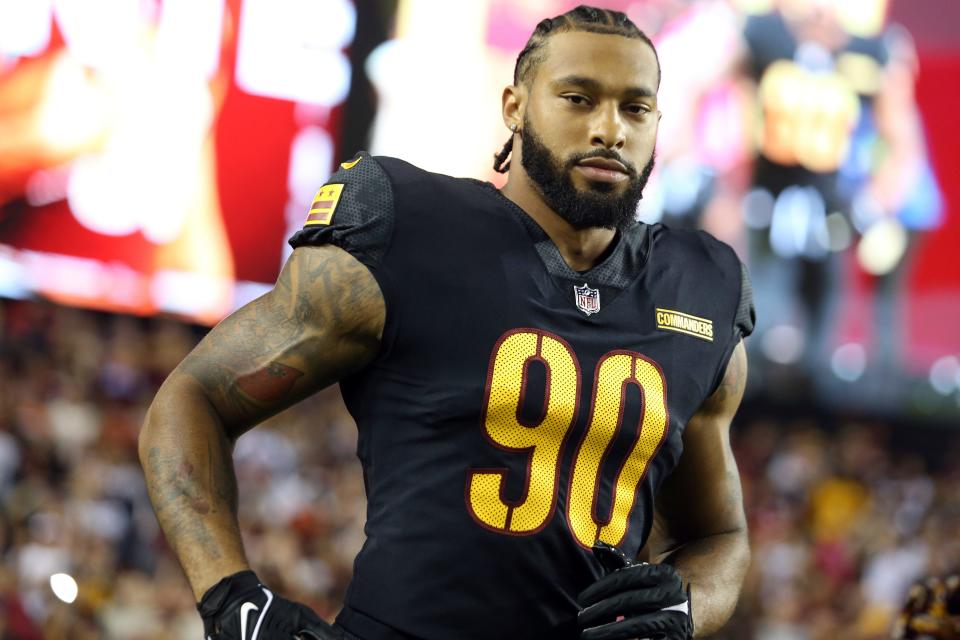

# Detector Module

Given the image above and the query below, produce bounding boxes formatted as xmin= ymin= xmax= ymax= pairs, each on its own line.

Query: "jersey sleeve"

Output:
xmin=287 ymin=152 xmax=394 ymax=270
xmin=704 ymin=240 xmax=756 ymax=397
xmin=735 ymin=261 xmax=756 ymax=340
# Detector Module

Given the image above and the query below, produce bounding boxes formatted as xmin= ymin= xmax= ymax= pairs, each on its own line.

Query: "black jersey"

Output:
xmin=289 ymin=154 xmax=754 ymax=640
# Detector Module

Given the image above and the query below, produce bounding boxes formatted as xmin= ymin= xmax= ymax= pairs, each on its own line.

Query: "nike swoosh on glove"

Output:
xmin=577 ymin=542 xmax=694 ymax=640
xmin=198 ymin=570 xmax=342 ymax=640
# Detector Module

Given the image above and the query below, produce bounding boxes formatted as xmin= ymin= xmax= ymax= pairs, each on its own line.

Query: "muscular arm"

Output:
xmin=138 ymin=245 xmax=385 ymax=600
xmin=646 ymin=341 xmax=749 ymax=637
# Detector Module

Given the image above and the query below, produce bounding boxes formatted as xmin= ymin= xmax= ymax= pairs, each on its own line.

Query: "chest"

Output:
xmin=360 ymin=204 xmax=738 ymax=550
xmin=382 ymin=217 xmax=727 ymax=441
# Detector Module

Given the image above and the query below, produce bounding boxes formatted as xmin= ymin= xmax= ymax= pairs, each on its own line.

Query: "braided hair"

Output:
xmin=493 ymin=5 xmax=659 ymax=173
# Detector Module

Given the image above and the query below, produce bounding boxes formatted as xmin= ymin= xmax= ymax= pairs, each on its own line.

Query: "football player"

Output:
xmin=140 ymin=6 xmax=754 ymax=639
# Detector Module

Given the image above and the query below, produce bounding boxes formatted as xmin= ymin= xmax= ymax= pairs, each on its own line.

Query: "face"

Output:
xmin=514 ymin=31 xmax=660 ymax=230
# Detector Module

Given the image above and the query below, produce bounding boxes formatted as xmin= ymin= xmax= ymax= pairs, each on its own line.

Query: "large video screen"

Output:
xmin=0 ymin=0 xmax=356 ymax=323
xmin=366 ymin=0 xmax=960 ymax=416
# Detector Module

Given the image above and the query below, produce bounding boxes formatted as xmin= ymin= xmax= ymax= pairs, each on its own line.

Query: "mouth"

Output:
xmin=575 ymin=158 xmax=629 ymax=183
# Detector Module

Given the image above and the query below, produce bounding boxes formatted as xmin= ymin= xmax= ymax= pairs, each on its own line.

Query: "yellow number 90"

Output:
xmin=467 ymin=330 xmax=669 ymax=548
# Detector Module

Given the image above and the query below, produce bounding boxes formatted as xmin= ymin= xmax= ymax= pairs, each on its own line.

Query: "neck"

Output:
xmin=501 ymin=169 xmax=617 ymax=273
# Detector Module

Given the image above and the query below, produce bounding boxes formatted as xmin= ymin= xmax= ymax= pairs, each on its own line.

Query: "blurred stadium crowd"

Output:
xmin=0 ymin=298 xmax=957 ymax=639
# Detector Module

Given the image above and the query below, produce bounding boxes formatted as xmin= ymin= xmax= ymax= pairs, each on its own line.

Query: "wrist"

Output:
xmin=190 ymin=560 xmax=253 ymax=602
xmin=197 ymin=569 xmax=261 ymax=616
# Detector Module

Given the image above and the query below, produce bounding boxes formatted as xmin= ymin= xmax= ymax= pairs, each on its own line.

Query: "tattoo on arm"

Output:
xmin=140 ymin=246 xmax=384 ymax=594
xmin=144 ymin=429 xmax=239 ymax=562
xmin=237 ymin=363 xmax=304 ymax=403
xmin=179 ymin=245 xmax=385 ymax=438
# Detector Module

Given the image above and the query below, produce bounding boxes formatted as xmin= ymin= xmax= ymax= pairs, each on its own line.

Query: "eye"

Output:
xmin=625 ymin=104 xmax=651 ymax=115
xmin=563 ymin=94 xmax=590 ymax=106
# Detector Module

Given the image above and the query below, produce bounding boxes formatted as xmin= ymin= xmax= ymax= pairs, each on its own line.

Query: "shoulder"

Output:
xmin=846 ymin=32 xmax=890 ymax=66
xmin=650 ymin=225 xmax=755 ymax=339
xmin=373 ymin=155 xmax=492 ymax=203
xmin=287 ymin=152 xmax=401 ymax=268
xmin=316 ymin=152 xmax=463 ymax=198
xmin=742 ymin=11 xmax=793 ymax=71
xmin=650 ymin=225 xmax=742 ymax=275
xmin=743 ymin=11 xmax=787 ymax=43
xmin=288 ymin=152 xmax=494 ymax=267
xmin=369 ymin=154 xmax=432 ymax=186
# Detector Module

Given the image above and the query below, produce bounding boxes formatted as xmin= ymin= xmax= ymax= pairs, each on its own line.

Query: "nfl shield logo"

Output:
xmin=574 ymin=283 xmax=600 ymax=316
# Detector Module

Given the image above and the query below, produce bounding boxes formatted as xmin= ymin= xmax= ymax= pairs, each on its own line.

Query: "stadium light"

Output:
xmin=762 ymin=325 xmax=804 ymax=365
xmin=49 ymin=573 xmax=78 ymax=604
xmin=929 ymin=356 xmax=960 ymax=396
xmin=831 ymin=343 xmax=867 ymax=382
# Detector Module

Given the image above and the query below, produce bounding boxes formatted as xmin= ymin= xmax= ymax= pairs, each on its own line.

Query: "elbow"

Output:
xmin=139 ymin=394 xmax=166 ymax=460
xmin=137 ymin=373 xmax=212 ymax=468
xmin=728 ymin=524 xmax=751 ymax=585
xmin=699 ymin=524 xmax=751 ymax=581
xmin=138 ymin=376 xmax=177 ymax=470
xmin=739 ymin=528 xmax=751 ymax=571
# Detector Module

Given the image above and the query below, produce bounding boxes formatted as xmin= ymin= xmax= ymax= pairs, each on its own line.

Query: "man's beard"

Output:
xmin=520 ymin=115 xmax=655 ymax=231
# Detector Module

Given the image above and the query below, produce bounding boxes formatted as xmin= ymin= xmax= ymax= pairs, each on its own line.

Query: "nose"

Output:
xmin=590 ymin=102 xmax=626 ymax=150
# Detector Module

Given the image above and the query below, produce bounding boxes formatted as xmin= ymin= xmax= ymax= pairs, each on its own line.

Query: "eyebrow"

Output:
xmin=553 ymin=75 xmax=657 ymax=99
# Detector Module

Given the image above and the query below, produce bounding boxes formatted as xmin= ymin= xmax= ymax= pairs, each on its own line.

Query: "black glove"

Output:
xmin=198 ymin=570 xmax=342 ymax=640
xmin=577 ymin=542 xmax=693 ymax=640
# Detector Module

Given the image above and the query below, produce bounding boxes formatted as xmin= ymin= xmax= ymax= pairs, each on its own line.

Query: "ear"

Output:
xmin=502 ymin=84 xmax=525 ymax=132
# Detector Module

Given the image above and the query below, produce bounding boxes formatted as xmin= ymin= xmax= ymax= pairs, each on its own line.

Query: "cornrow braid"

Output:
xmin=494 ymin=136 xmax=514 ymax=174
xmin=493 ymin=5 xmax=659 ymax=173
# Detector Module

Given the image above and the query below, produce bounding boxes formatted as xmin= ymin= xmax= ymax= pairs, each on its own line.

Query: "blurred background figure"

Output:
xmin=738 ymin=0 xmax=943 ymax=395
xmin=1 ymin=0 xmax=958 ymax=638
xmin=891 ymin=575 xmax=960 ymax=639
